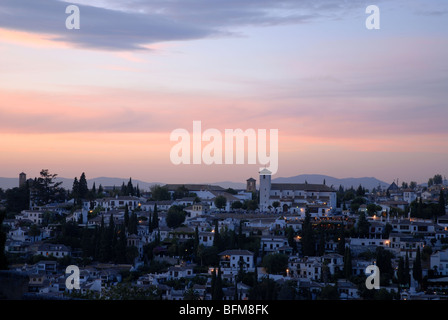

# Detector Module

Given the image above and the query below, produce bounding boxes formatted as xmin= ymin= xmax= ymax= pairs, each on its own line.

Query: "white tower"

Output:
xmin=259 ymin=168 xmax=272 ymax=212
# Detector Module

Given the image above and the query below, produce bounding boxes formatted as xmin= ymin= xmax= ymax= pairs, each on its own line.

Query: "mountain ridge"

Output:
xmin=0 ymin=173 xmax=389 ymax=191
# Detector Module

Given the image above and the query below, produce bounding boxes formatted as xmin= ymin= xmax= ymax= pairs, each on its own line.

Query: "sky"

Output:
xmin=0 ymin=0 xmax=447 ymax=187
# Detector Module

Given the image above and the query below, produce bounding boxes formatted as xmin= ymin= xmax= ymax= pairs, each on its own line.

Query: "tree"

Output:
xmin=317 ymin=284 xmax=340 ymax=300
xmin=166 ymin=206 xmax=186 ymax=229
xmin=152 ymin=203 xmax=159 ymax=230
xmin=383 ymin=223 xmax=393 ymax=239
xmin=0 ymin=210 xmax=8 ymax=269
xmin=150 ymin=185 xmax=171 ymax=201
xmin=367 ymin=203 xmax=381 ymax=216
xmin=98 ymin=216 xmax=111 ymax=262
xmin=301 ymin=209 xmax=315 ymax=256
xmin=356 ymin=212 xmax=370 ymax=238
xmin=120 ymin=182 xmax=127 ymax=196
xmin=98 ymin=184 xmax=104 ymax=196
xmin=127 ymin=178 xmax=134 ymax=196
xmin=272 ymin=201 xmax=280 ymax=212
xmin=249 ymin=277 xmax=279 ymax=300
xmin=5 ymin=186 xmax=29 ymax=213
xmin=78 ymin=172 xmax=89 ymax=200
xmin=438 ymin=190 xmax=446 ymax=216
xmin=413 ymin=246 xmax=422 ymax=289
xmin=376 ymin=246 xmax=394 ymax=286
xmin=128 ymin=212 xmax=138 ymax=235
xmin=262 ymin=253 xmax=289 ymax=274
xmin=213 ymin=219 xmax=221 ymax=249
xmin=343 ymin=247 xmax=352 ymax=279
xmin=286 ymin=226 xmax=296 ymax=253
xmin=278 ymin=280 xmax=298 ymax=300
xmin=212 ymin=267 xmax=224 ymax=300
xmin=183 ymin=288 xmax=201 ymax=300
xmin=72 ymin=177 xmax=80 ymax=203
xmin=115 ymin=224 xmax=127 ymax=263
xmin=34 ymin=169 xmax=63 ymax=205
xmin=124 ymin=204 xmax=130 ymax=229
xmin=404 ymin=252 xmax=410 ymax=287
xmin=433 ymin=174 xmax=443 ymax=185
xmin=231 ymin=201 xmax=243 ymax=210
xmin=397 ymin=257 xmax=405 ymax=288
xmin=214 ymin=195 xmax=227 ymax=211
xmin=356 ymin=184 xmax=365 ymax=197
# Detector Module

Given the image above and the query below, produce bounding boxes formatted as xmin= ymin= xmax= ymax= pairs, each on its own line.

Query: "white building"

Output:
xmin=36 ymin=243 xmax=71 ymax=258
xmin=259 ymin=169 xmax=337 ymax=213
xmin=218 ymin=250 xmax=254 ymax=275
xmin=85 ymin=196 xmax=143 ymax=212
xmin=261 ymin=236 xmax=289 ymax=253
xmin=198 ymin=232 xmax=214 ymax=247
xmin=431 ymin=248 xmax=448 ymax=276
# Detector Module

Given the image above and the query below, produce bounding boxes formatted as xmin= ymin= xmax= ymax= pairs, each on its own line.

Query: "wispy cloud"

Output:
xmin=0 ymin=0 xmax=215 ymax=51
xmin=0 ymin=0 xmax=370 ymax=51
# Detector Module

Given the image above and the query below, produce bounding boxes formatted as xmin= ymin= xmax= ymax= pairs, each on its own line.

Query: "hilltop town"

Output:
xmin=0 ymin=170 xmax=447 ymax=300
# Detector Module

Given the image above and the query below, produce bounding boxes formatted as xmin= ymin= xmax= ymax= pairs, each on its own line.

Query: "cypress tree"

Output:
xmin=213 ymin=220 xmax=221 ymax=249
xmin=404 ymin=252 xmax=410 ymax=287
xmin=129 ymin=212 xmax=138 ymax=235
xmin=0 ymin=211 xmax=8 ymax=269
xmin=439 ymin=190 xmax=446 ymax=216
xmin=213 ymin=267 xmax=224 ymax=300
xmin=98 ymin=184 xmax=104 ymax=196
xmin=413 ymin=246 xmax=422 ymax=289
xmin=72 ymin=177 xmax=79 ymax=203
xmin=238 ymin=220 xmax=244 ymax=249
xmin=124 ymin=204 xmax=129 ymax=229
xmin=99 ymin=216 xmax=110 ymax=262
xmin=211 ymin=268 xmax=216 ymax=298
xmin=318 ymin=229 xmax=326 ymax=256
xmin=194 ymin=226 xmax=199 ymax=253
xmin=343 ymin=247 xmax=352 ymax=279
xmin=115 ymin=224 xmax=127 ymax=263
xmin=127 ymin=178 xmax=134 ymax=196
xmin=302 ymin=209 xmax=315 ymax=256
xmin=109 ymin=213 xmax=116 ymax=261
xmin=120 ymin=182 xmax=127 ymax=196
xmin=152 ymin=203 xmax=159 ymax=230
xmin=397 ymin=257 xmax=405 ymax=288
xmin=337 ymin=230 xmax=346 ymax=255
xmin=79 ymin=172 xmax=89 ymax=200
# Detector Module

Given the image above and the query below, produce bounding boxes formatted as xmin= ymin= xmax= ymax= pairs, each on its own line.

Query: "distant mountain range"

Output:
xmin=0 ymin=173 xmax=389 ymax=191
xmin=272 ymin=174 xmax=389 ymax=190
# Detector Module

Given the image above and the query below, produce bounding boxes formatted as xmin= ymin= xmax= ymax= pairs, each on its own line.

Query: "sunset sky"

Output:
xmin=0 ymin=0 xmax=447 ymax=186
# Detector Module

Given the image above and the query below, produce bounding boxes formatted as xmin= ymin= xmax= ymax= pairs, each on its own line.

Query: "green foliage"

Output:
xmin=262 ymin=253 xmax=289 ymax=275
xmin=317 ymin=284 xmax=340 ymax=300
xmin=231 ymin=201 xmax=243 ymax=210
xmin=301 ymin=209 xmax=315 ymax=256
xmin=183 ymin=288 xmax=201 ymax=300
xmin=100 ymin=283 xmax=160 ymax=300
xmin=0 ymin=210 xmax=8 ymax=269
xmin=410 ymin=199 xmax=440 ymax=219
xmin=150 ymin=185 xmax=171 ymax=201
xmin=5 ymin=186 xmax=29 ymax=213
xmin=249 ymin=277 xmax=279 ymax=300
xmin=34 ymin=169 xmax=65 ymax=205
xmin=278 ymin=280 xmax=298 ymax=300
xmin=166 ymin=206 xmax=186 ymax=228
xmin=356 ymin=212 xmax=370 ymax=238
xmin=214 ymin=195 xmax=227 ymax=210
